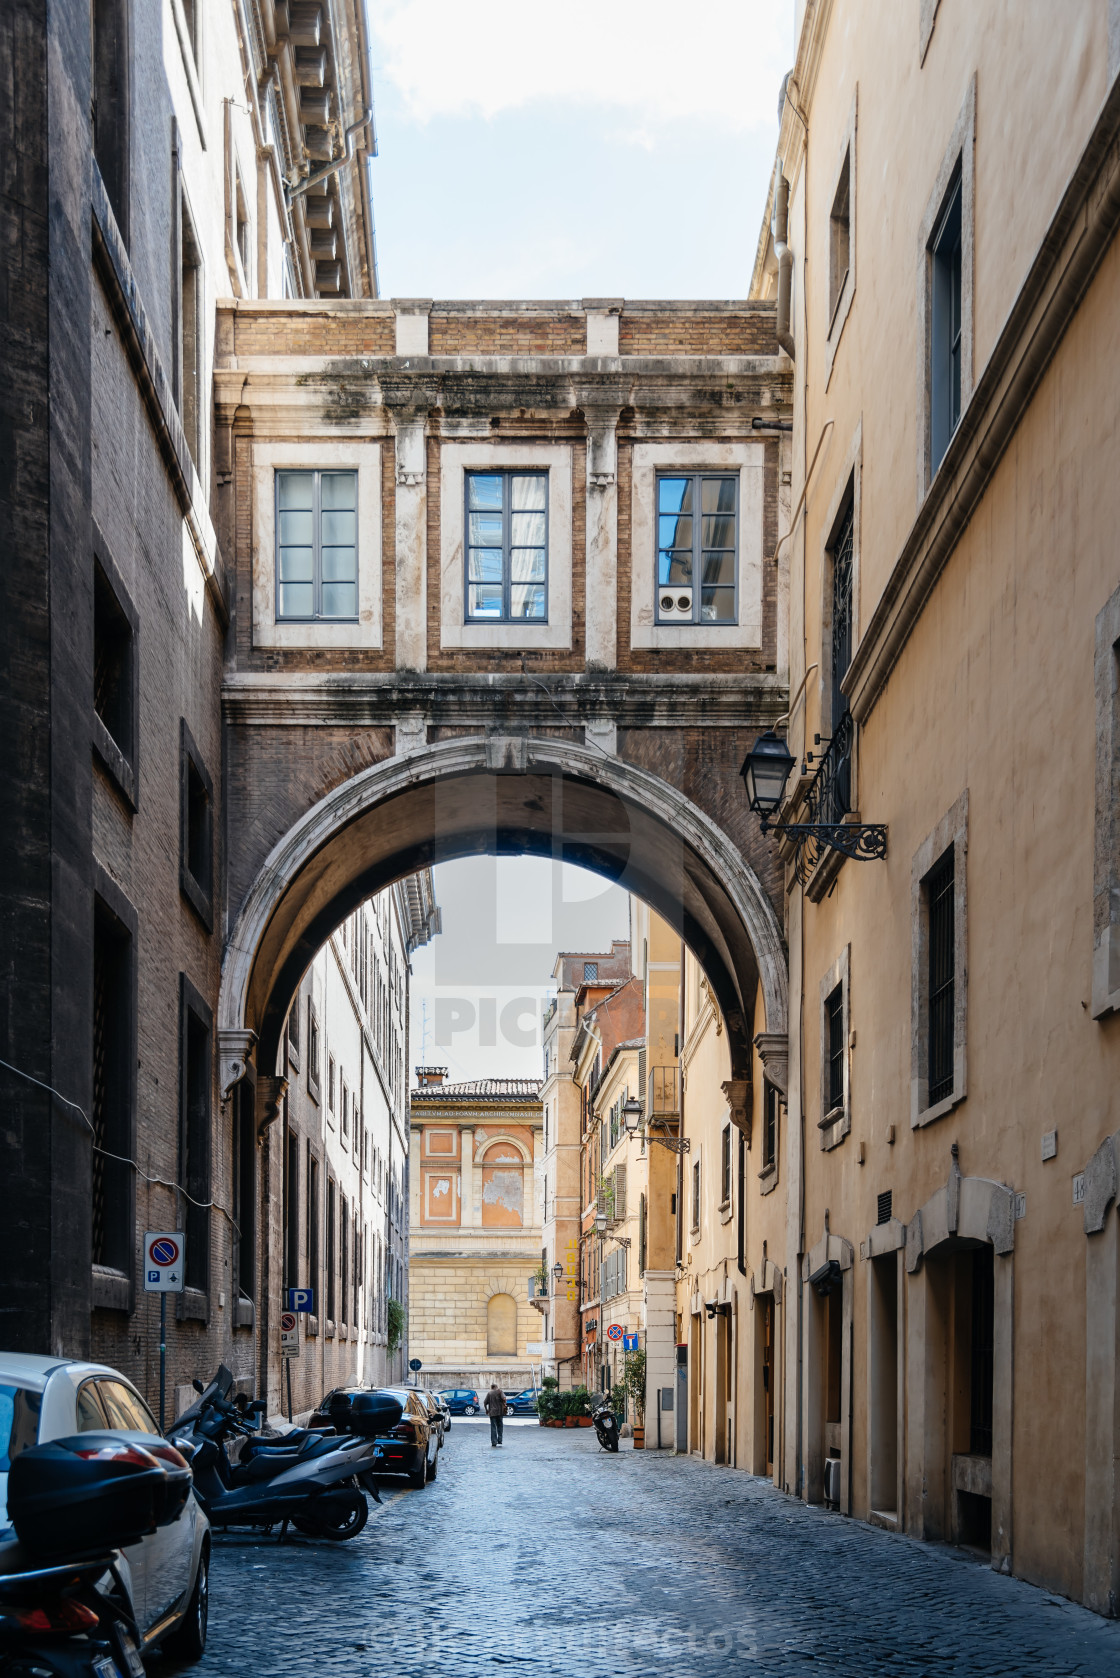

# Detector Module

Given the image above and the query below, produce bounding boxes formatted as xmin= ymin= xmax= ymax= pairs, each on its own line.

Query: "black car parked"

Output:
xmin=310 ymin=1387 xmax=439 ymax=1489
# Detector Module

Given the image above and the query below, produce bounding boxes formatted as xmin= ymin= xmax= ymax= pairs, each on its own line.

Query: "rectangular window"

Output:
xmin=720 ymin=1123 xmax=732 ymax=1207
xmin=829 ymin=147 xmax=852 ymax=324
xmin=691 ymin=1158 xmax=701 ymax=1231
xmin=929 ymin=168 xmax=963 ymax=474
xmin=827 ymin=985 xmax=845 ymax=1114
xmin=326 ymin=1180 xmax=337 ymax=1322
xmin=180 ymin=721 xmax=214 ymax=927
xmin=275 ymin=469 xmax=358 ymax=621
xmin=93 ymin=560 xmax=135 ymax=761
xmin=927 ymin=849 xmax=955 ymax=1104
xmin=283 ymin=1128 xmax=299 ymax=1293
xmin=327 ymin=1054 xmax=336 ymax=1117
xmin=91 ymin=0 xmax=129 ymax=241
xmin=92 ymin=897 xmax=134 ymax=1277
xmin=308 ymin=1002 xmax=320 ymax=1097
xmin=465 ymin=470 xmax=548 ymax=622
xmin=763 ymin=1083 xmax=779 ymax=1172
xmin=339 ymin=1195 xmax=348 ymax=1327
xmin=583 ymin=961 xmax=598 ymax=983
xmin=233 ymin=1081 xmax=256 ymax=1303
xmin=179 ymin=979 xmax=212 ymax=1298
xmin=656 ymin=473 xmax=738 ymax=625
xmin=340 ymin=1080 xmax=349 ymax=1142
xmin=179 ymin=193 xmax=202 ymax=468
xmin=287 ymin=993 xmax=300 ymax=1063
xmin=307 ymin=1150 xmax=320 ymax=1303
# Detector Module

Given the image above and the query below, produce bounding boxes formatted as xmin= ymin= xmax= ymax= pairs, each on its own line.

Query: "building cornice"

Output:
xmin=846 ymin=72 xmax=1120 ymax=724
xmin=222 ymin=672 xmax=788 ymax=731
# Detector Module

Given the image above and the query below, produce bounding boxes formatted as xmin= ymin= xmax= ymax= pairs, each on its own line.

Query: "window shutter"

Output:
xmin=613 ymin=1163 xmax=627 ymax=1221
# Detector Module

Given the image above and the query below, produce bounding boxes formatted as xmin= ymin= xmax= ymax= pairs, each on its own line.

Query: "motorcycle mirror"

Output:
xmin=192 ymin=1378 xmax=206 ymax=1394
xmin=249 ymin=1400 xmax=268 ymax=1414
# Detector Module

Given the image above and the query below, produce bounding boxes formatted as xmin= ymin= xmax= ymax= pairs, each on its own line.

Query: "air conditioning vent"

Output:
xmin=824 ymin=1456 xmax=843 ymax=1507
xmin=658 ymin=588 xmax=693 ymax=621
xmin=877 ymin=1189 xmax=892 ymax=1226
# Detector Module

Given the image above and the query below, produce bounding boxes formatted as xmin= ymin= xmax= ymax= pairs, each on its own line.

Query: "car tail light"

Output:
xmin=75 ymin=1443 xmax=157 ymax=1469
xmin=391 ymin=1422 xmax=416 ymax=1442
xmin=13 ymin=1601 xmax=100 ymax=1632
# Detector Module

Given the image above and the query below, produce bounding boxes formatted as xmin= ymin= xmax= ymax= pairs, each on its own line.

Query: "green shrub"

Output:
xmin=386 ymin=1297 xmax=406 ymax=1354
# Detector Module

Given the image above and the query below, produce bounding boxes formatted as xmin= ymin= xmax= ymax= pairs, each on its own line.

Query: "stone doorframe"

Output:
xmin=1081 ymin=1127 xmax=1120 ymax=1617
xmin=216 ymin=734 xmax=789 ymax=1119
xmin=861 ymin=1217 xmax=907 ymax=1528
xmin=802 ymin=1218 xmax=855 ymax=1512
xmin=903 ymin=1152 xmax=1016 ymax=1571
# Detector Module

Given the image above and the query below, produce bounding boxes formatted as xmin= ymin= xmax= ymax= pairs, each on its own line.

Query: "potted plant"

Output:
xmin=536 ymin=1377 xmax=560 ymax=1426
xmin=620 ymin=1349 xmax=647 ymax=1448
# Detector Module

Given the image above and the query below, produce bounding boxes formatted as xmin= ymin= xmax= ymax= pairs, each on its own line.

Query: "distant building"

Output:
xmin=408 ymin=1072 xmax=544 ymax=1395
xmin=269 ymin=872 xmax=438 ymax=1418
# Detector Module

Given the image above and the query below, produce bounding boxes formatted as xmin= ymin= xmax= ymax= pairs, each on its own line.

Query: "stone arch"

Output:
xmin=476 ymin=1135 xmax=532 ymax=1164
xmin=217 ymin=734 xmax=788 ymax=1098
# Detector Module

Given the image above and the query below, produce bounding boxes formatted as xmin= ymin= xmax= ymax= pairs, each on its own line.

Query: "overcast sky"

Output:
xmin=366 ymin=0 xmax=795 ymax=298
xmin=409 ymin=857 xmax=631 ymax=1084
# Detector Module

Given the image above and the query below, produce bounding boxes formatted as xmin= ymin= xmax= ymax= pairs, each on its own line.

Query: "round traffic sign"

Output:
xmin=150 ymin=1237 xmax=179 ymax=1266
xmin=280 ymin=1312 xmax=297 ymax=1334
xmin=408 ymin=1358 xmax=422 ymax=1371
xmin=606 ymin=1323 xmax=624 ymax=1342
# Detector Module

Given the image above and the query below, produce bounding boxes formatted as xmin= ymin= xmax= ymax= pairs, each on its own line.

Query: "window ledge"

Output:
xmin=759 ymin=1164 xmax=779 ymax=1197
xmin=307 ymin=1314 xmax=319 ymax=1338
xmin=178 ymin=1287 xmax=209 ymax=1323
xmin=180 ymin=865 xmax=214 ymax=932
xmin=92 ymin=718 xmax=137 ymax=811
xmin=912 ymin=1087 xmax=964 ymax=1130
xmin=719 ymin=1201 xmax=734 ymax=1224
xmin=91 ymin=1265 xmax=131 ymax=1313
xmin=819 ymin=1109 xmax=851 ymax=1153
xmin=325 ymin=1319 xmax=336 ymax=1339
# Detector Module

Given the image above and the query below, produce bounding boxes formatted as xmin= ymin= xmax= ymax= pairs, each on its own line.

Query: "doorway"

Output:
xmin=868 ymin=1254 xmax=899 ymax=1519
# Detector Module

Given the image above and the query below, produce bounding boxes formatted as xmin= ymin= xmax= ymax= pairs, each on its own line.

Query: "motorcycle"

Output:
xmin=171 ymin=1370 xmax=395 ymax=1541
xmin=589 ymin=1392 xmax=620 ymax=1453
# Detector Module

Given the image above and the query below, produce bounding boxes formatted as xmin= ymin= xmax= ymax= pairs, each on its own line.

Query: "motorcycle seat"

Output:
xmin=234 ymin=1449 xmax=303 ymax=1482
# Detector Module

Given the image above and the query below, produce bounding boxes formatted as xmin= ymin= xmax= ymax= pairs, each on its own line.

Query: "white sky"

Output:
xmin=409 ymin=857 xmax=631 ymax=1083
xmin=366 ymin=0 xmax=795 ymax=297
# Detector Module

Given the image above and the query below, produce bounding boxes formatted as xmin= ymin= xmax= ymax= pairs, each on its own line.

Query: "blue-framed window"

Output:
xmin=275 ymin=469 xmax=358 ymax=621
xmin=465 ymin=470 xmax=548 ymax=622
xmin=656 ymin=472 xmax=738 ymax=624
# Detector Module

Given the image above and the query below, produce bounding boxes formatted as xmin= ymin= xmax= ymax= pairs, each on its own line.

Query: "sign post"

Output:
xmin=280 ymin=1311 xmax=299 ymax=1421
xmin=143 ymin=1232 xmax=185 ymax=1432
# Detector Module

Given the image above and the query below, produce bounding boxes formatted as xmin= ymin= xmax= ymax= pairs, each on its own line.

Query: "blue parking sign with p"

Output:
xmin=287 ymin=1287 xmax=314 ymax=1313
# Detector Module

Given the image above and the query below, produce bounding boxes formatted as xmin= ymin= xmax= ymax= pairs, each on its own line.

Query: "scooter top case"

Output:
xmin=9 ymin=1435 xmax=192 ymax=1560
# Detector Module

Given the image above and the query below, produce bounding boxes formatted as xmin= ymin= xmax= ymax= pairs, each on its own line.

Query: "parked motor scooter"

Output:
xmin=589 ymin=1393 xmax=620 ymax=1453
xmin=172 ymin=1372 xmax=394 ymax=1541
xmin=0 ymin=1432 xmax=193 ymax=1677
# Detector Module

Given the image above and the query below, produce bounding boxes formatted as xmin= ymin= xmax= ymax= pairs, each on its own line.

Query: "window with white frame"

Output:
xmin=275 ymin=469 xmax=358 ymax=621
xmin=656 ymin=473 xmax=738 ymax=625
xmin=465 ymin=470 xmax=548 ymax=622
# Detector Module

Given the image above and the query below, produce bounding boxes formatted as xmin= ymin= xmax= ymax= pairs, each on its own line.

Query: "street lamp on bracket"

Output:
xmin=739 ymin=727 xmax=887 ymax=885
xmin=621 ymin=1095 xmax=690 ymax=1155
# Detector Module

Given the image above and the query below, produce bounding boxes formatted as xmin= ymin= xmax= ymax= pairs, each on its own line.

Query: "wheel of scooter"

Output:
xmin=302 ymin=1488 xmax=368 ymax=1541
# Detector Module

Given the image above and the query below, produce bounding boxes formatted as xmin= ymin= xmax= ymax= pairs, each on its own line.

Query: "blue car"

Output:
xmin=504 ymin=1388 xmax=540 ymax=1415
xmin=436 ymin=1387 xmax=481 ymax=1415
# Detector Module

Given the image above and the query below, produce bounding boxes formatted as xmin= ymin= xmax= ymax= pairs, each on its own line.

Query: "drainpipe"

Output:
xmin=737 ymin=1130 xmax=746 ymax=1277
xmin=288 ymin=108 xmax=374 ymax=202
xmin=772 ymin=161 xmax=796 ymax=360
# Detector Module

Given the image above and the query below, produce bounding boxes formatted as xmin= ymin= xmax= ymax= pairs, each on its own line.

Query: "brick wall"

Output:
xmin=429 ymin=312 xmax=586 ymax=356
xmin=619 ymin=309 xmax=777 ymax=356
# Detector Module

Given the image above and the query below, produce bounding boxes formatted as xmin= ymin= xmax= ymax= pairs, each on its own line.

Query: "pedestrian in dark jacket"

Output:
xmin=484 ymin=1383 xmax=506 ymax=1447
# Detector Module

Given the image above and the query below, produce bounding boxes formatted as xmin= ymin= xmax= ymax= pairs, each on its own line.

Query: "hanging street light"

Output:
xmin=739 ymin=726 xmax=887 ymax=882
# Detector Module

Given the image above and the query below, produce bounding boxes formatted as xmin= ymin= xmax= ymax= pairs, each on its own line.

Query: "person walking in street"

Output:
xmin=484 ymin=1382 xmax=506 ymax=1447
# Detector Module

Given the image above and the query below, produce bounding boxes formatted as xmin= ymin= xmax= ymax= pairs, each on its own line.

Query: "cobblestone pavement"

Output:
xmin=154 ymin=1419 xmax=1120 ymax=1678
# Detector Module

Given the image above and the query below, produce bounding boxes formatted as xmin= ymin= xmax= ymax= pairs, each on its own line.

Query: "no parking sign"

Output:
xmin=144 ymin=1232 xmax=184 ymax=1293
xmin=606 ymin=1323 xmax=624 ymax=1343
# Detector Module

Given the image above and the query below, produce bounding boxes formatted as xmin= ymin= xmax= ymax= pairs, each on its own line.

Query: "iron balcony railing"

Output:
xmin=647 ymin=1065 xmax=680 ymax=1121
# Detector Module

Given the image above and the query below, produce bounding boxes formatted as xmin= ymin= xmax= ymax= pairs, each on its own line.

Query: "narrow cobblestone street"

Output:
xmin=155 ymin=1422 xmax=1120 ymax=1678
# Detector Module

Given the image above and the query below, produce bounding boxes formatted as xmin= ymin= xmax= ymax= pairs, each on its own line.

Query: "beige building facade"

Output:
xmin=738 ymin=0 xmax=1120 ymax=1614
xmin=408 ymin=1073 xmax=545 ymax=1393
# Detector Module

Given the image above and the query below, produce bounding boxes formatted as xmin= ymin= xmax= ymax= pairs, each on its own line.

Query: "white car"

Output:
xmin=0 ymin=1352 xmax=210 ymax=1661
